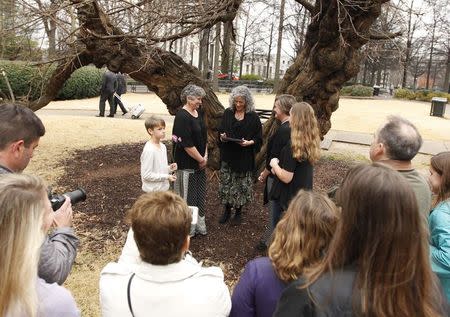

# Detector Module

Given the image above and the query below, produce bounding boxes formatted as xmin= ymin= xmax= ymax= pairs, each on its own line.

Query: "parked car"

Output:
xmin=217 ymin=72 xmax=239 ymax=80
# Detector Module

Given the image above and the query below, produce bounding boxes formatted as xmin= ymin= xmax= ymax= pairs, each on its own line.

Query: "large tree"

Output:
xmin=276 ymin=0 xmax=400 ymax=137
xmin=8 ymin=0 xmax=395 ymax=168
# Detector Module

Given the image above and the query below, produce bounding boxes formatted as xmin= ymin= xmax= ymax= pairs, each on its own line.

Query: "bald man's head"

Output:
xmin=375 ymin=116 xmax=422 ymax=161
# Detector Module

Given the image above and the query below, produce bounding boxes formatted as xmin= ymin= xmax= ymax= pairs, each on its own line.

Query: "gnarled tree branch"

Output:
xmin=294 ymin=0 xmax=316 ymax=14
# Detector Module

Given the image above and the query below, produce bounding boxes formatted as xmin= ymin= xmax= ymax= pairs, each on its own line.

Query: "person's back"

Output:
xmin=116 ymin=73 xmax=127 ymax=95
xmin=100 ymin=255 xmax=230 ymax=316
xmin=398 ymin=169 xmax=432 ymax=217
xmin=99 ymin=191 xmax=230 ymax=317
xmin=369 ymin=116 xmax=432 ymax=216
xmin=274 ymin=164 xmax=449 ymax=317
xmin=231 ymin=191 xmax=338 ymax=317
xmin=36 ymin=278 xmax=79 ymax=317
xmin=102 ymin=71 xmax=117 ymax=94
xmin=0 ymin=174 xmax=79 ymax=317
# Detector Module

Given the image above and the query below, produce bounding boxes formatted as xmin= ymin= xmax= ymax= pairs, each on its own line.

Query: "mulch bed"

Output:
xmin=58 ymin=142 xmax=353 ymax=286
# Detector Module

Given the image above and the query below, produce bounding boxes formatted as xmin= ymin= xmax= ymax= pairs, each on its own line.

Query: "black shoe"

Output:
xmin=107 ymin=114 xmax=114 ymax=117
xmin=219 ymin=208 xmax=231 ymax=224
xmin=255 ymin=240 xmax=268 ymax=252
xmin=231 ymin=211 xmax=242 ymax=225
xmin=96 ymin=114 xmax=104 ymax=117
xmin=122 ymin=111 xmax=128 ymax=116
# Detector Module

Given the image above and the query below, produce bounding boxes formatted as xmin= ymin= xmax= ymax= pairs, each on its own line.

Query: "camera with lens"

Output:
xmin=49 ymin=188 xmax=87 ymax=211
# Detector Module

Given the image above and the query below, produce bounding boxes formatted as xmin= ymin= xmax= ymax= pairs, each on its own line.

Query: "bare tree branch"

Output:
xmin=294 ymin=0 xmax=316 ymax=14
xmin=369 ymin=30 xmax=402 ymax=40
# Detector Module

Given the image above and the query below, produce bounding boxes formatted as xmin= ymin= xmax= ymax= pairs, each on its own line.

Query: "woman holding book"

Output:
xmin=218 ymin=86 xmax=262 ymax=225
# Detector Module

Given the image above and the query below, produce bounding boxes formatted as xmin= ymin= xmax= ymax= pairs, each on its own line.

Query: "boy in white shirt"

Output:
xmin=119 ymin=116 xmax=179 ymax=265
xmin=141 ymin=115 xmax=177 ymax=192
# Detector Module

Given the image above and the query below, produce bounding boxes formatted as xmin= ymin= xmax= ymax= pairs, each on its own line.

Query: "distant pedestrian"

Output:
xmin=98 ymin=70 xmax=117 ymax=117
xmin=113 ymin=72 xmax=128 ymax=115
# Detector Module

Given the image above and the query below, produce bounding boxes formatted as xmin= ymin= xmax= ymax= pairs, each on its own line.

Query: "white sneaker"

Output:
xmin=196 ymin=216 xmax=207 ymax=235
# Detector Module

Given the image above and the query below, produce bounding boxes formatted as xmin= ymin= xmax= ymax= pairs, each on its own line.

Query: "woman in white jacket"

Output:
xmin=99 ymin=191 xmax=231 ymax=317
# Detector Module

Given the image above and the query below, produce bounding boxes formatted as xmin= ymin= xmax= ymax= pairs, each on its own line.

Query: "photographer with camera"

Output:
xmin=0 ymin=103 xmax=79 ymax=285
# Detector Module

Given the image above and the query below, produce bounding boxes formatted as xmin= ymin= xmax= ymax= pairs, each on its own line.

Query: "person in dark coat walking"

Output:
xmin=98 ymin=70 xmax=117 ymax=117
xmin=113 ymin=72 xmax=128 ymax=115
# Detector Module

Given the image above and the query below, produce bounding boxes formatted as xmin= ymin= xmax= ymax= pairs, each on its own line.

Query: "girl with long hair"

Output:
xmin=275 ymin=163 xmax=449 ymax=317
xmin=269 ymin=102 xmax=321 ymax=227
xmin=230 ymin=190 xmax=338 ymax=317
xmin=0 ymin=174 xmax=79 ymax=317
xmin=429 ymin=151 xmax=450 ymax=300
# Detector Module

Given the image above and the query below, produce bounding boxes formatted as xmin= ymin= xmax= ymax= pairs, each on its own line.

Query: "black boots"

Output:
xmin=219 ymin=204 xmax=232 ymax=224
xmin=231 ymin=207 xmax=242 ymax=225
xmin=219 ymin=205 xmax=242 ymax=225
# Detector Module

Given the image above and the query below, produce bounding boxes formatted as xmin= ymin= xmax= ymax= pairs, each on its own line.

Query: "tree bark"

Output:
xmin=273 ymin=0 xmax=286 ymax=91
xmin=28 ymin=0 xmax=237 ymax=169
xmin=443 ymin=46 xmax=450 ymax=92
xmin=276 ymin=0 xmax=390 ymax=137
xmin=426 ymin=19 xmax=437 ymax=90
xmin=21 ymin=0 xmax=390 ymax=171
xmin=212 ymin=24 xmax=221 ymax=91
xmin=221 ymin=21 xmax=233 ymax=74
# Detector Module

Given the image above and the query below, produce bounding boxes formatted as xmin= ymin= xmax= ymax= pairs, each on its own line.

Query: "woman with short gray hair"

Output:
xmin=172 ymin=84 xmax=208 ymax=236
xmin=218 ymin=85 xmax=262 ymax=224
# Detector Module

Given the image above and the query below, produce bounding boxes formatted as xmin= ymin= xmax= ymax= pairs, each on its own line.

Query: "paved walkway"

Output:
xmin=322 ymin=130 xmax=450 ymax=155
xmin=36 ymin=107 xmax=449 ymax=155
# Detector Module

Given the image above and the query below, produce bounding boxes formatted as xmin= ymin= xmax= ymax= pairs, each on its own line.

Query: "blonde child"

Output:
xmin=269 ymin=102 xmax=321 ymax=227
xmin=428 ymin=151 xmax=450 ymax=300
xmin=141 ymin=115 xmax=177 ymax=192
xmin=119 ymin=116 xmax=178 ymax=264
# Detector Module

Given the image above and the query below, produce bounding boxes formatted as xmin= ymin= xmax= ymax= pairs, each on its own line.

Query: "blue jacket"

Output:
xmin=429 ymin=200 xmax=450 ymax=300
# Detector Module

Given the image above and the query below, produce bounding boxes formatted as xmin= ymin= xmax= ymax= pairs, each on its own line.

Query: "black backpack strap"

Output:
xmin=127 ymin=273 xmax=136 ymax=317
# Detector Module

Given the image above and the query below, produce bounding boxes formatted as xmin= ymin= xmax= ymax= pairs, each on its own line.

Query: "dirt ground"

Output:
xmin=26 ymin=93 xmax=449 ymax=316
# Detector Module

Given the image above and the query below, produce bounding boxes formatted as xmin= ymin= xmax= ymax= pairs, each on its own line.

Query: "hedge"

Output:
xmin=57 ymin=67 xmax=103 ymax=100
xmin=340 ymin=85 xmax=374 ymax=97
xmin=0 ymin=60 xmax=104 ymax=101
xmin=394 ymin=88 xmax=450 ymax=102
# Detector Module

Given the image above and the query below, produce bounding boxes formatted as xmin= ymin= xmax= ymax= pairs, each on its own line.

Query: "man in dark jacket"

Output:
xmin=113 ymin=72 xmax=128 ymax=115
xmin=98 ymin=70 xmax=118 ymax=117
xmin=0 ymin=104 xmax=79 ymax=285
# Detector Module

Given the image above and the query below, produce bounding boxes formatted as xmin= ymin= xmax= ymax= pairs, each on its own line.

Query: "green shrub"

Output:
xmin=340 ymin=84 xmax=373 ymax=97
xmin=0 ymin=60 xmax=51 ymax=100
xmin=263 ymin=79 xmax=274 ymax=87
xmin=0 ymin=60 xmax=103 ymax=101
xmin=240 ymin=74 xmax=263 ymax=80
xmin=394 ymin=88 xmax=416 ymax=100
xmin=57 ymin=67 xmax=103 ymax=100
xmin=415 ymin=90 xmax=449 ymax=102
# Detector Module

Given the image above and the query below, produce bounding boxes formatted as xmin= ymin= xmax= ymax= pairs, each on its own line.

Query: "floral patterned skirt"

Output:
xmin=218 ymin=161 xmax=254 ymax=208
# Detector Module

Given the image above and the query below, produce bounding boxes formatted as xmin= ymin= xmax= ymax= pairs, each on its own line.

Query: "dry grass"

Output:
xmin=64 ymin=242 xmax=122 ymax=316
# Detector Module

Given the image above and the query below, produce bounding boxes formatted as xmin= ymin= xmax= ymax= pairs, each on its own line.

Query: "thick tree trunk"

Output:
xmin=221 ymin=21 xmax=233 ymax=74
xmin=444 ymin=47 xmax=450 ymax=92
xmin=29 ymin=0 xmax=229 ymax=169
xmin=273 ymin=0 xmax=286 ymax=91
xmin=25 ymin=0 xmax=389 ymax=172
xmin=212 ymin=24 xmax=221 ymax=91
xmin=276 ymin=0 xmax=389 ymax=137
